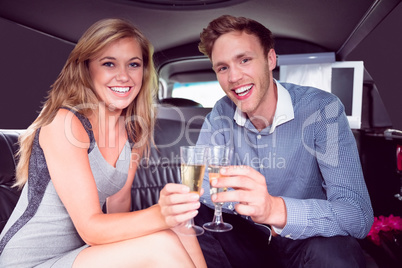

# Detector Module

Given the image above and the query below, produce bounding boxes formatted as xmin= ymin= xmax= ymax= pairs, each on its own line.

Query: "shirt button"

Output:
xmin=260 ymin=164 xmax=264 ymax=169
xmin=203 ymin=200 xmax=207 ymax=203
xmin=285 ymin=234 xmax=292 ymax=238
xmin=228 ymin=204 xmax=234 ymax=210
xmin=257 ymin=134 xmax=262 ymax=139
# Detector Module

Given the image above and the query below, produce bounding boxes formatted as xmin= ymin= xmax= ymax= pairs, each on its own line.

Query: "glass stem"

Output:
xmin=185 ymin=218 xmax=195 ymax=228
xmin=395 ymin=176 xmax=402 ymax=201
xmin=399 ymin=176 xmax=402 ymax=194
xmin=213 ymin=204 xmax=224 ymax=224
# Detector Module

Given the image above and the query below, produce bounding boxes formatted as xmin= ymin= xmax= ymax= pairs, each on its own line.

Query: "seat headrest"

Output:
xmin=0 ymin=130 xmax=21 ymax=186
xmin=159 ymin=97 xmax=203 ymax=107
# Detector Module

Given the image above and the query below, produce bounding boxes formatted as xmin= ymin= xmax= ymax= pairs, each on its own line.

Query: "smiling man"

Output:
xmin=195 ymin=15 xmax=373 ymax=268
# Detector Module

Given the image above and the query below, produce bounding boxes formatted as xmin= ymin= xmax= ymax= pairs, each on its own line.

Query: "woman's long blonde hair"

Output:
xmin=15 ymin=18 xmax=157 ymax=188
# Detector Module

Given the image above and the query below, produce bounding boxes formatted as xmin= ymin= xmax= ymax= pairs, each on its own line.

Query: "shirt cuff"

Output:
xmin=271 ymin=225 xmax=283 ymax=235
xmin=278 ymin=196 xmax=309 ymax=239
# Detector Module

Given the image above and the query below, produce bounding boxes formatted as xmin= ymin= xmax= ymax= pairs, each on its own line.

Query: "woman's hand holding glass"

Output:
xmin=172 ymin=146 xmax=208 ymax=236
xmin=158 ymin=183 xmax=202 ymax=229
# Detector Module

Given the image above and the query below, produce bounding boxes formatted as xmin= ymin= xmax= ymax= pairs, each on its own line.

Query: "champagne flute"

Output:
xmin=203 ymin=145 xmax=233 ymax=232
xmin=395 ymin=144 xmax=402 ymax=200
xmin=177 ymin=146 xmax=207 ymax=236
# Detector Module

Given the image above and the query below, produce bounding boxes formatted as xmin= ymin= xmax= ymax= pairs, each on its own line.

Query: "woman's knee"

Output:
xmin=147 ymin=230 xmax=195 ymax=267
xmin=74 ymin=230 xmax=194 ymax=268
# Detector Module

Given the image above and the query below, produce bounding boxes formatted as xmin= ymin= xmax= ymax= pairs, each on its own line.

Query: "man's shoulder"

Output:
xmin=211 ymin=95 xmax=236 ymax=115
xmin=281 ymin=82 xmax=338 ymax=104
xmin=204 ymin=96 xmax=237 ymax=126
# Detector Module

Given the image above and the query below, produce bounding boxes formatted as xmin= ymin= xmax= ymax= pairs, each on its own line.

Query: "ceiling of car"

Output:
xmin=0 ymin=0 xmax=389 ymax=58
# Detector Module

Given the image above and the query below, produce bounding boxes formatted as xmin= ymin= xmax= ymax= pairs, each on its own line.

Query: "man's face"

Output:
xmin=211 ymin=31 xmax=276 ymax=118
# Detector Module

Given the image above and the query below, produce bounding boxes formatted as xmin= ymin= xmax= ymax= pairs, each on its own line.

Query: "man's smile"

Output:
xmin=232 ymin=84 xmax=253 ymax=99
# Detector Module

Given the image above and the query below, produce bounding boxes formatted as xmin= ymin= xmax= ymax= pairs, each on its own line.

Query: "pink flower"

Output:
xmin=385 ymin=214 xmax=402 ymax=231
xmin=367 ymin=215 xmax=402 ymax=246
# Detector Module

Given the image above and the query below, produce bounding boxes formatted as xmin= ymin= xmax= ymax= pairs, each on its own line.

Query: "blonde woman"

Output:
xmin=0 ymin=18 xmax=206 ymax=267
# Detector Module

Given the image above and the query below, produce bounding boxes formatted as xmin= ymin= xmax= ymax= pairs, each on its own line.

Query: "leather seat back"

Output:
xmin=0 ymin=130 xmax=22 ymax=232
xmin=131 ymin=116 xmax=204 ymax=210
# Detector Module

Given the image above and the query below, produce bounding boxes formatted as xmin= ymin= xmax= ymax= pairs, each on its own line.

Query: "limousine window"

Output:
xmin=157 ymin=57 xmax=222 ymax=107
xmin=172 ymin=81 xmax=225 ymax=108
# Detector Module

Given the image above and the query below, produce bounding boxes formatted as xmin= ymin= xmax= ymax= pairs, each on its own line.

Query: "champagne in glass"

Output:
xmin=203 ymin=145 xmax=233 ymax=232
xmin=177 ymin=146 xmax=207 ymax=236
xmin=208 ymin=166 xmax=227 ymax=206
xmin=181 ymin=164 xmax=205 ymax=193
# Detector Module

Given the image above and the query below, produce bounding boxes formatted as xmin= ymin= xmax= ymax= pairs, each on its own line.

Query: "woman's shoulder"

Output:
xmin=40 ymin=108 xmax=91 ymax=149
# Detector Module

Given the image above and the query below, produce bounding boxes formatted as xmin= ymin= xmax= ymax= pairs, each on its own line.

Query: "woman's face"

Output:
xmin=89 ymin=37 xmax=143 ymax=113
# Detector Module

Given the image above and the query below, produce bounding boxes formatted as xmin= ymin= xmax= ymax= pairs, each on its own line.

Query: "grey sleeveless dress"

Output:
xmin=0 ymin=109 xmax=132 ymax=267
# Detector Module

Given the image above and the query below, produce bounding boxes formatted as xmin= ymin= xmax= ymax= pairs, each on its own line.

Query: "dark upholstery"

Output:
xmin=159 ymin=97 xmax=203 ymax=107
xmin=131 ymin=117 xmax=204 ymax=210
xmin=0 ymin=130 xmax=22 ymax=232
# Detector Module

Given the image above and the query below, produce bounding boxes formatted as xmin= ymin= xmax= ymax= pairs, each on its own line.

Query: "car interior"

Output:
xmin=1 ymin=0 xmax=402 ymax=267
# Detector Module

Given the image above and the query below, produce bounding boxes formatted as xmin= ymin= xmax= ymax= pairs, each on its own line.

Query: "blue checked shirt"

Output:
xmin=197 ymin=81 xmax=373 ymax=240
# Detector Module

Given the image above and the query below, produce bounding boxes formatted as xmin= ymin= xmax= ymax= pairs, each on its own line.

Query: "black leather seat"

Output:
xmin=131 ymin=117 xmax=203 ymax=210
xmin=159 ymin=97 xmax=203 ymax=107
xmin=0 ymin=130 xmax=22 ymax=232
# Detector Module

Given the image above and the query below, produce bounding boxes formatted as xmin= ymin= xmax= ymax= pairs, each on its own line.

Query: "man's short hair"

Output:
xmin=199 ymin=15 xmax=275 ymax=60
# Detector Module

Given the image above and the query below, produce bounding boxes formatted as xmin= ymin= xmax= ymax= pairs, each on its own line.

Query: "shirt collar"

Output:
xmin=233 ymin=80 xmax=294 ymax=133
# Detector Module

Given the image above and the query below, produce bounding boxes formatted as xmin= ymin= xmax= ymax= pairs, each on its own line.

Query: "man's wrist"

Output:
xmin=267 ymin=196 xmax=287 ymax=228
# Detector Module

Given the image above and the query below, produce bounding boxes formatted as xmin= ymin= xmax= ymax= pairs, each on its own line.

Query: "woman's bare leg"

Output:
xmin=73 ymin=230 xmax=195 ymax=268
xmin=177 ymin=234 xmax=207 ymax=268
